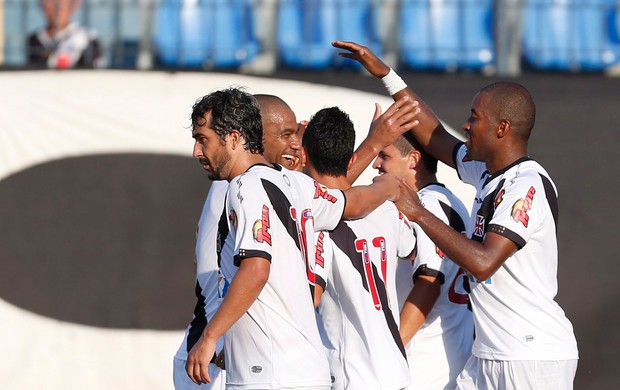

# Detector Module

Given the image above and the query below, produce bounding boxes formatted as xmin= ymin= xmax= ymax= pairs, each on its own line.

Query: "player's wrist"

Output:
xmin=381 ymin=69 xmax=407 ymax=96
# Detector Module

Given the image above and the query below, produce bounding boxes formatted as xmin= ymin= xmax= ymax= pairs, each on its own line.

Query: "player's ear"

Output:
xmin=409 ymin=150 xmax=421 ymax=169
xmin=347 ymin=152 xmax=358 ymax=172
xmin=227 ymin=129 xmax=242 ymax=150
xmin=300 ymin=146 xmax=308 ymax=169
xmin=497 ymin=119 xmax=511 ymax=138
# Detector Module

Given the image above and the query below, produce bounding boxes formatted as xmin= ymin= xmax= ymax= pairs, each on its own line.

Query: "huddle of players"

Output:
xmin=173 ymin=42 xmax=578 ymax=390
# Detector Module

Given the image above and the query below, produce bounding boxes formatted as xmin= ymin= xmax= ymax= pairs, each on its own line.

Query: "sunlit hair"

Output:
xmin=191 ymin=87 xmax=264 ymax=154
xmin=303 ymin=107 xmax=355 ymax=177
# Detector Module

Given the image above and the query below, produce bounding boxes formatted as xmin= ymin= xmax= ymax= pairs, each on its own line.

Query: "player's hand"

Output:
xmin=332 ymin=41 xmax=391 ymax=78
xmin=395 ymin=180 xmax=425 ymax=222
xmin=185 ymin=335 xmax=217 ymax=384
xmin=372 ymin=172 xmax=401 ymax=202
xmin=214 ymin=348 xmax=226 ymax=370
xmin=368 ymin=97 xmax=420 ymax=148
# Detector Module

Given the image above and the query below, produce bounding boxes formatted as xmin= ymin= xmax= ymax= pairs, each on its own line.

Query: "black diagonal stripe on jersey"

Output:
xmin=187 ymin=280 xmax=207 ymax=352
xmin=539 ymin=173 xmax=559 ymax=228
xmin=330 ymin=221 xmax=407 ymax=359
xmin=260 ymin=178 xmax=301 ymax=249
xmin=438 ymin=200 xmax=466 ymax=234
xmin=217 ymin=195 xmax=229 ymax=268
xmin=473 ymin=178 xmax=506 ymax=243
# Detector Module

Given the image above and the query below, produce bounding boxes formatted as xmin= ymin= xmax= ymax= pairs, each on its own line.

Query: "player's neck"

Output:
xmin=309 ymin=171 xmax=349 ymax=191
xmin=227 ymin=153 xmax=270 ymax=180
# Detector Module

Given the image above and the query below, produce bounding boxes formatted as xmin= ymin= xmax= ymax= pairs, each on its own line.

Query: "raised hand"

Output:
xmin=368 ymin=96 xmax=420 ymax=148
xmin=332 ymin=40 xmax=391 ymax=78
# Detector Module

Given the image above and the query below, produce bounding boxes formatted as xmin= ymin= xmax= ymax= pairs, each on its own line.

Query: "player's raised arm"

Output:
xmin=333 ymin=40 xmax=460 ymax=169
xmin=341 ymin=172 xmax=401 ymax=219
xmin=347 ymin=97 xmax=420 ymax=184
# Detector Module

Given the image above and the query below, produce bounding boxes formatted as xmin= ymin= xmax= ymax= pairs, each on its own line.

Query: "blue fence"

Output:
xmin=2 ymin=0 xmax=620 ymax=73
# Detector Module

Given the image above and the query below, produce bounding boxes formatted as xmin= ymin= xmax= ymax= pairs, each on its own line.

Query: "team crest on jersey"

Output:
xmin=494 ymin=189 xmax=505 ymax=208
xmin=229 ymin=210 xmax=238 ymax=231
xmin=511 ymin=186 xmax=536 ymax=227
xmin=473 ymin=215 xmax=485 ymax=237
xmin=252 ymin=205 xmax=272 ymax=244
xmin=315 ymin=232 xmax=326 ymax=268
xmin=436 ymin=246 xmax=446 ymax=260
xmin=313 ymin=181 xmax=338 ymax=203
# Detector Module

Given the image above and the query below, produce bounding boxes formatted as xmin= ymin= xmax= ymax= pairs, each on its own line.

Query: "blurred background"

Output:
xmin=1 ymin=1 xmax=619 ymax=389
xmin=2 ymin=0 xmax=620 ymax=75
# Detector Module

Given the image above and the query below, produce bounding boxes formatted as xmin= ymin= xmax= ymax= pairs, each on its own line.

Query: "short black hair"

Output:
xmin=191 ymin=87 xmax=263 ymax=154
xmin=303 ymin=107 xmax=355 ymax=177
xmin=480 ymin=81 xmax=536 ymax=141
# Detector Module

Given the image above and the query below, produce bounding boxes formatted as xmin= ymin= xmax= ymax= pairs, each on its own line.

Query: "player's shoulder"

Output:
xmin=504 ymin=159 xmax=557 ymax=195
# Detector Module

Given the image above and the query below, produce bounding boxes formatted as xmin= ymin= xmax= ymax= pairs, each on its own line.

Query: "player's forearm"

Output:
xmin=389 ymin=82 xmax=459 ymax=169
xmin=202 ymin=258 xmax=269 ymax=342
xmin=343 ymin=180 xmax=397 ymax=219
xmin=347 ymin=139 xmax=381 ymax=185
xmin=399 ymin=276 xmax=440 ymax=345
xmin=407 ymin=208 xmax=494 ymax=281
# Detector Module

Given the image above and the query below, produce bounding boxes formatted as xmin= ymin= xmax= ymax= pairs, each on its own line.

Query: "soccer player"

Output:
xmin=184 ymin=87 xmax=331 ymax=388
xmin=174 ymin=91 xmax=418 ymax=389
xmin=304 ymin=106 xmax=417 ymax=390
xmin=373 ymin=135 xmax=473 ymax=389
xmin=334 ymin=41 xmax=579 ymax=389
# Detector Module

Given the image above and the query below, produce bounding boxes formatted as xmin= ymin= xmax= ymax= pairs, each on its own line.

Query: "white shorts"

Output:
xmin=173 ymin=357 xmax=226 ymax=390
xmin=455 ymin=355 xmax=578 ymax=390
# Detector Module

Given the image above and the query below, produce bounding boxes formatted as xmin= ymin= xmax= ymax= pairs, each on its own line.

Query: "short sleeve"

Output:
xmin=486 ymin=174 xmax=545 ymax=249
xmin=227 ymin=178 xmax=273 ymax=267
xmin=310 ymin=181 xmax=346 ymax=231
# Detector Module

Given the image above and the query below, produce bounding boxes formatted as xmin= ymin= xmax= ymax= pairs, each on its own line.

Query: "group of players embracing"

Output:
xmin=173 ymin=41 xmax=578 ymax=390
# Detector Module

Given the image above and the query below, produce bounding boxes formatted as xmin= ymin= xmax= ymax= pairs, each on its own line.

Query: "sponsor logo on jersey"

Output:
xmin=494 ymin=189 xmax=505 ymax=208
xmin=313 ymin=181 xmax=338 ymax=203
xmin=511 ymin=186 xmax=536 ymax=227
xmin=315 ymin=231 xmax=325 ymax=268
xmin=252 ymin=205 xmax=272 ymax=244
xmin=473 ymin=215 xmax=485 ymax=237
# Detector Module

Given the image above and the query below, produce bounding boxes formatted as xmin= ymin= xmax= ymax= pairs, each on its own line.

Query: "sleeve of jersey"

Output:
xmin=310 ymin=180 xmax=346 ymax=231
xmin=486 ymin=175 xmax=544 ymax=249
xmin=454 ymin=142 xmax=487 ymax=186
xmin=313 ymin=231 xmax=333 ymax=290
xmin=227 ymin=179 xmax=273 ymax=267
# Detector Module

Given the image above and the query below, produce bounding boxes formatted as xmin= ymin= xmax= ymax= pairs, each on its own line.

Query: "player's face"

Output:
xmin=462 ymin=92 xmax=495 ymax=162
xmin=262 ymin=109 xmax=301 ymax=170
xmin=373 ymin=145 xmax=410 ymax=181
xmin=192 ymin=113 xmax=232 ymax=181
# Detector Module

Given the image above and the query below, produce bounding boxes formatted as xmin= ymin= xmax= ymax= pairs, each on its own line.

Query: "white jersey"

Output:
xmin=174 ymin=179 xmax=229 ymax=363
xmin=454 ymin=143 xmax=578 ymax=361
xmin=315 ymin=201 xmax=416 ymax=390
xmin=285 ymin=169 xmax=346 ymax=286
xmin=220 ymin=164 xmax=331 ymax=389
xmin=395 ymin=183 xmax=474 ymax=390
